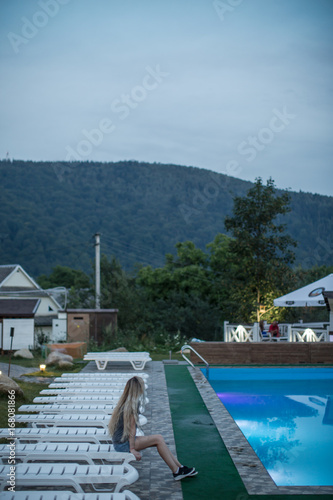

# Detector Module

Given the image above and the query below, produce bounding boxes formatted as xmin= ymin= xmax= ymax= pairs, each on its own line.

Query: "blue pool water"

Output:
xmin=203 ymin=367 xmax=333 ymax=487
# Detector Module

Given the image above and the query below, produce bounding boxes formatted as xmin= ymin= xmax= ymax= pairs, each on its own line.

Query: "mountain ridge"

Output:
xmin=0 ymin=159 xmax=332 ymax=277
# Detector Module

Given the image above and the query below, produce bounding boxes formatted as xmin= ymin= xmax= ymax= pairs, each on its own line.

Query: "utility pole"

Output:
xmin=95 ymin=233 xmax=101 ymax=309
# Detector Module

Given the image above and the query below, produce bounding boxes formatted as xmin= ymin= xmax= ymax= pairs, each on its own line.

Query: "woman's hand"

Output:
xmin=130 ymin=448 xmax=142 ymax=461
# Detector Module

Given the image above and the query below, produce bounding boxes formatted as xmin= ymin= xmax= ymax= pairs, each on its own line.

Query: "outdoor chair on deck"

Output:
xmin=259 ymin=330 xmax=272 ymax=342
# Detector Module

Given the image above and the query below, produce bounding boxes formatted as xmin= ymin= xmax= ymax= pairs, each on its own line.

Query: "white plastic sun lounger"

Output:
xmin=0 ymin=442 xmax=135 ymax=465
xmin=18 ymin=403 xmax=117 ymax=414
xmin=39 ymin=388 xmax=125 ymax=396
xmin=0 ymin=427 xmax=112 ymax=444
xmin=0 ymin=427 xmax=143 ymax=444
xmin=33 ymin=395 xmax=149 ymax=405
xmin=84 ymin=352 xmax=152 ymax=371
xmin=0 ymin=463 xmax=138 ymax=493
xmin=0 ymin=491 xmax=140 ymax=500
xmin=59 ymin=372 xmax=149 ymax=379
xmin=15 ymin=413 xmax=147 ymax=429
xmin=49 ymin=381 xmax=148 ymax=389
xmin=19 ymin=402 xmax=146 ymax=414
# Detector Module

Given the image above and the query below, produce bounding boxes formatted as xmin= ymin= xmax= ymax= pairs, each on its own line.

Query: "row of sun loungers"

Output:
xmin=0 ymin=356 xmax=151 ymax=498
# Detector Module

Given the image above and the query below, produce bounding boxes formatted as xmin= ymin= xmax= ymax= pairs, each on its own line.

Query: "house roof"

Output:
xmin=0 ymin=265 xmax=62 ymax=310
xmin=0 ymin=265 xmax=17 ymax=285
xmin=65 ymin=309 xmax=118 ymax=313
xmin=0 ymin=288 xmax=51 ymax=297
xmin=0 ymin=299 xmax=40 ymax=317
xmin=0 ymin=264 xmax=41 ymax=290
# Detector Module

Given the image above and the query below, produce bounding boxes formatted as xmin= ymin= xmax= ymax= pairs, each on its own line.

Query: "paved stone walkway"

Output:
xmin=0 ymin=361 xmax=36 ymax=379
xmin=82 ymin=360 xmax=183 ymax=500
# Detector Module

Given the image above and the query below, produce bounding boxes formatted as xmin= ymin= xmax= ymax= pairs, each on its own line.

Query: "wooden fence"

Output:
xmin=189 ymin=341 xmax=333 ymax=365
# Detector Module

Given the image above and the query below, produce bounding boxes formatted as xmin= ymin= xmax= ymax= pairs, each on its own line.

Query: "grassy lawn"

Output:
xmin=149 ymin=351 xmax=183 ymax=361
xmin=0 ymin=379 xmax=47 ymax=437
xmin=0 ymin=352 xmax=46 ymax=368
xmin=0 ymin=353 xmax=88 ymax=373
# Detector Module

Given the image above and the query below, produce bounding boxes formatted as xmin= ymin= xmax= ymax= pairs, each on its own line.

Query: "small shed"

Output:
xmin=0 ymin=298 xmax=40 ymax=350
xmin=66 ymin=309 xmax=118 ymax=345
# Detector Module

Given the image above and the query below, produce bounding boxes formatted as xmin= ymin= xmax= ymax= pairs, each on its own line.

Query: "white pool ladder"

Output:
xmin=181 ymin=344 xmax=209 ymax=377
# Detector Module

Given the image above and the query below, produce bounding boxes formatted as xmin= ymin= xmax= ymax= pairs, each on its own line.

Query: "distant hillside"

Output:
xmin=0 ymin=160 xmax=332 ymax=277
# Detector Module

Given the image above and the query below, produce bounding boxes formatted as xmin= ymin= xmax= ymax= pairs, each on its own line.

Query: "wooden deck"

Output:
xmin=189 ymin=342 xmax=333 ymax=365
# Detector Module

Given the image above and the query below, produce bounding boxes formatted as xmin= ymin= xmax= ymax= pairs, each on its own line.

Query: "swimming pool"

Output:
xmin=203 ymin=367 xmax=333 ymax=487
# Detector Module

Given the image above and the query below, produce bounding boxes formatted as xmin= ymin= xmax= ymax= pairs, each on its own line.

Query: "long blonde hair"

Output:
xmin=108 ymin=376 xmax=145 ymax=441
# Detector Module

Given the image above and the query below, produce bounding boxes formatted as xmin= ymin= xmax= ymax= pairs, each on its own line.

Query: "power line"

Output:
xmin=100 ymin=234 xmax=165 ymax=268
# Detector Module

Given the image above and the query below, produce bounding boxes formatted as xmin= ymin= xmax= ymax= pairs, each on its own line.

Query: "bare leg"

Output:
xmin=135 ymin=434 xmax=181 ymax=472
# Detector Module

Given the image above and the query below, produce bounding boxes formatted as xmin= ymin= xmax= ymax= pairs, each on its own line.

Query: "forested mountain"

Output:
xmin=0 ymin=160 xmax=332 ymax=278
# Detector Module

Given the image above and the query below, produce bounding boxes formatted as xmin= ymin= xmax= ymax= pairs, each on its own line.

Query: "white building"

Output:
xmin=0 ymin=264 xmax=63 ymax=347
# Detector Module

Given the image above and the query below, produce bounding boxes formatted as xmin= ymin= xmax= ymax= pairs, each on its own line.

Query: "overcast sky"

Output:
xmin=1 ymin=0 xmax=332 ymax=196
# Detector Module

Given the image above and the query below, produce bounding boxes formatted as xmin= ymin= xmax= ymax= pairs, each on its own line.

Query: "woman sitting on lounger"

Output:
xmin=108 ymin=376 xmax=197 ymax=481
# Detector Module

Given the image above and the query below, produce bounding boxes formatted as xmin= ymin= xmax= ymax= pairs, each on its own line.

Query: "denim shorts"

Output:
xmin=113 ymin=440 xmax=130 ymax=452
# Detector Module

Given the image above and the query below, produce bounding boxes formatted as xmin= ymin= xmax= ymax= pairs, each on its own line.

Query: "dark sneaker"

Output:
xmin=173 ymin=466 xmax=197 ymax=480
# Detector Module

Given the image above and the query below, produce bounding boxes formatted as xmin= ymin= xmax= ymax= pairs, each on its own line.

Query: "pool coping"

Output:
xmin=188 ymin=366 xmax=333 ymax=496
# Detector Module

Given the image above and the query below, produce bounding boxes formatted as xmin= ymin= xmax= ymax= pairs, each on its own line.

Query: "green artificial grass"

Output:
xmin=165 ymin=365 xmax=246 ymax=499
xmin=165 ymin=365 xmax=333 ymax=500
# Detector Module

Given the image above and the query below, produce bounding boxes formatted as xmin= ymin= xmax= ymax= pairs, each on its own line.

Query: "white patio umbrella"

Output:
xmin=273 ymin=274 xmax=333 ymax=307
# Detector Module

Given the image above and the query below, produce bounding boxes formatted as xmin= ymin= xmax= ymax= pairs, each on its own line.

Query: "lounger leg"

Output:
xmin=95 ymin=360 xmax=108 ymax=370
xmin=131 ymin=361 xmax=145 ymax=370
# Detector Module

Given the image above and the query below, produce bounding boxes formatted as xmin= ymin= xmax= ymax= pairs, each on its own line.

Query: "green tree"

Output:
xmin=99 ymin=254 xmax=144 ymax=330
xmin=37 ymin=265 xmax=92 ymax=308
xmin=138 ymin=241 xmax=209 ymax=301
xmin=224 ymin=178 xmax=297 ymax=323
xmin=38 ymin=265 xmax=90 ymax=289
xmin=138 ymin=240 xmax=226 ymax=340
